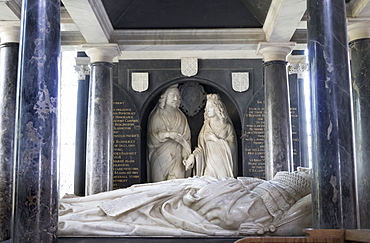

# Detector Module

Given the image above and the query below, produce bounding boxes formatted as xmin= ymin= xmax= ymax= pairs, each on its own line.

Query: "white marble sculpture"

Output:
xmin=58 ymin=168 xmax=312 ymax=237
xmin=185 ymin=94 xmax=237 ymax=178
xmin=147 ymin=84 xmax=191 ymax=182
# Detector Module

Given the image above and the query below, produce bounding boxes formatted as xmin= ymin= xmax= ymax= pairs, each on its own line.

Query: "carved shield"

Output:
xmin=181 ymin=57 xmax=198 ymax=77
xmin=232 ymin=72 xmax=249 ymax=92
xmin=179 ymin=82 xmax=206 ymax=117
xmin=131 ymin=72 xmax=149 ymax=92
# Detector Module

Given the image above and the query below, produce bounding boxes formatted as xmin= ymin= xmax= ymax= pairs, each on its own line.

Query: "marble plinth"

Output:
xmin=263 ymin=60 xmax=293 ymax=180
xmin=307 ymin=0 xmax=357 ymax=229
xmin=350 ymin=38 xmax=370 ymax=229
xmin=0 ymin=42 xmax=18 ymax=242
xmin=86 ymin=62 xmax=114 ymax=195
xmin=11 ymin=0 xmax=60 ymax=242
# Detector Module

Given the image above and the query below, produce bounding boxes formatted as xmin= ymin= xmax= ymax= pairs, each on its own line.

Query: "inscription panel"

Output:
xmin=289 ymin=74 xmax=301 ymax=169
xmin=243 ymin=81 xmax=301 ymax=179
xmin=243 ymin=88 xmax=265 ymax=178
xmin=113 ymin=84 xmax=141 ymax=189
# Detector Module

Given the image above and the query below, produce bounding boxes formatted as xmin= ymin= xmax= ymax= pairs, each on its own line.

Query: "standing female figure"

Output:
xmin=186 ymin=94 xmax=237 ymax=178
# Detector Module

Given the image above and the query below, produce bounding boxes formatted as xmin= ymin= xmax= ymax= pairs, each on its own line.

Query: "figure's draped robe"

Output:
xmin=194 ymin=120 xmax=237 ymax=178
xmin=58 ymin=175 xmax=312 ymax=236
xmin=147 ymin=105 xmax=191 ymax=182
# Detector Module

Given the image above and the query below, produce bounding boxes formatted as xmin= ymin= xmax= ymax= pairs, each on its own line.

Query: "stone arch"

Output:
xmin=140 ymin=77 xmax=243 ymax=182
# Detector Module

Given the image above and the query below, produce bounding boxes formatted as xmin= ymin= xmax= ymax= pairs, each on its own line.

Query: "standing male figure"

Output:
xmin=147 ymin=84 xmax=191 ymax=182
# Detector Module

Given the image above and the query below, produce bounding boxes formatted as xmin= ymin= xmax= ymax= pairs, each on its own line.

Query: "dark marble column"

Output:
xmin=348 ymin=22 xmax=370 ymax=229
xmin=11 ymin=0 xmax=60 ymax=242
xmin=85 ymin=46 xmax=119 ymax=195
xmin=0 ymin=26 xmax=19 ymax=242
xmin=288 ymin=55 xmax=310 ymax=168
xmin=307 ymin=0 xmax=357 ymax=229
xmin=74 ymin=54 xmax=90 ymax=196
xmin=257 ymin=43 xmax=295 ymax=180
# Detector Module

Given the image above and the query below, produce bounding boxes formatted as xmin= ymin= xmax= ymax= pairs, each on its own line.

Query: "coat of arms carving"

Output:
xmin=232 ymin=72 xmax=249 ymax=92
xmin=181 ymin=57 xmax=198 ymax=77
xmin=131 ymin=72 xmax=149 ymax=92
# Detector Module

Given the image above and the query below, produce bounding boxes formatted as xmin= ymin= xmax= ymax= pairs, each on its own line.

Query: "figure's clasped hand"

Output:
xmin=183 ymin=154 xmax=194 ymax=170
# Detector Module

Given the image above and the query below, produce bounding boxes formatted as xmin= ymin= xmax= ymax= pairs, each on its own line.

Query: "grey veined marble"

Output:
xmin=59 ymin=168 xmax=312 ymax=237
xmin=86 ymin=62 xmax=114 ymax=195
xmin=263 ymin=60 xmax=293 ymax=180
xmin=0 ymin=42 xmax=18 ymax=242
xmin=12 ymin=0 xmax=60 ymax=242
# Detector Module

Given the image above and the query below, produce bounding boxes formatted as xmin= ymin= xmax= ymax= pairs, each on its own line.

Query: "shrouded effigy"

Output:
xmin=58 ymin=168 xmax=312 ymax=237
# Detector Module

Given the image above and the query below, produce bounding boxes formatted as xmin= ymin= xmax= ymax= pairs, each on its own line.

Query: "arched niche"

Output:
xmin=140 ymin=77 xmax=242 ymax=182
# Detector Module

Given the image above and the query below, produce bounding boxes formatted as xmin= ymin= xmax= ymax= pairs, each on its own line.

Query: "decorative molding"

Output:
xmin=179 ymin=82 xmax=206 ymax=117
xmin=88 ymin=0 xmax=114 ymax=40
xmin=263 ymin=0 xmax=306 ymax=42
xmin=232 ymin=72 xmax=249 ymax=92
xmin=111 ymin=28 xmax=265 ymax=46
xmin=61 ymin=0 xmax=110 ymax=43
xmin=5 ymin=0 xmax=21 ymax=19
xmin=181 ymin=57 xmax=198 ymax=77
xmin=131 ymin=72 xmax=149 ymax=92
xmin=113 ymin=50 xmax=260 ymax=60
xmin=350 ymin=0 xmax=370 ymax=17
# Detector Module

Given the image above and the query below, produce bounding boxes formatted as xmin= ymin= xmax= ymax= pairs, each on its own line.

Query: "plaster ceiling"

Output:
xmin=1 ymin=0 xmax=370 ymax=60
xmin=101 ymin=0 xmax=270 ymax=29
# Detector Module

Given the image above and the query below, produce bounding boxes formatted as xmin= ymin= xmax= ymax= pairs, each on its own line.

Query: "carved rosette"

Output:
xmin=181 ymin=57 xmax=198 ymax=77
xmin=179 ymin=82 xmax=206 ymax=117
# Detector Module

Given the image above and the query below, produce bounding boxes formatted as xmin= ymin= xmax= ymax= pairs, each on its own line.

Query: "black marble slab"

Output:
xmin=117 ymin=59 xmax=263 ymax=179
xmin=243 ymin=87 xmax=265 ymax=178
xmin=112 ymin=83 xmax=141 ymax=188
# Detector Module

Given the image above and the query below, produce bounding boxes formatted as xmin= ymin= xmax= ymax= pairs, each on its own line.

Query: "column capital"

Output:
xmin=74 ymin=56 xmax=91 ymax=80
xmin=348 ymin=22 xmax=370 ymax=42
xmin=256 ymin=42 xmax=296 ymax=62
xmin=83 ymin=44 xmax=121 ymax=63
xmin=288 ymin=53 xmax=308 ymax=78
xmin=0 ymin=25 xmax=20 ymax=44
xmin=289 ymin=63 xmax=308 ymax=78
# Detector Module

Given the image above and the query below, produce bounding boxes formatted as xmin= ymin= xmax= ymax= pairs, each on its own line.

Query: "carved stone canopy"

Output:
xmin=179 ymin=82 xmax=206 ymax=117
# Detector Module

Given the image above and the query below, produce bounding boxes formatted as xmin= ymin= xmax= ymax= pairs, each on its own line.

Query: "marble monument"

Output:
xmin=58 ymin=168 xmax=312 ymax=237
